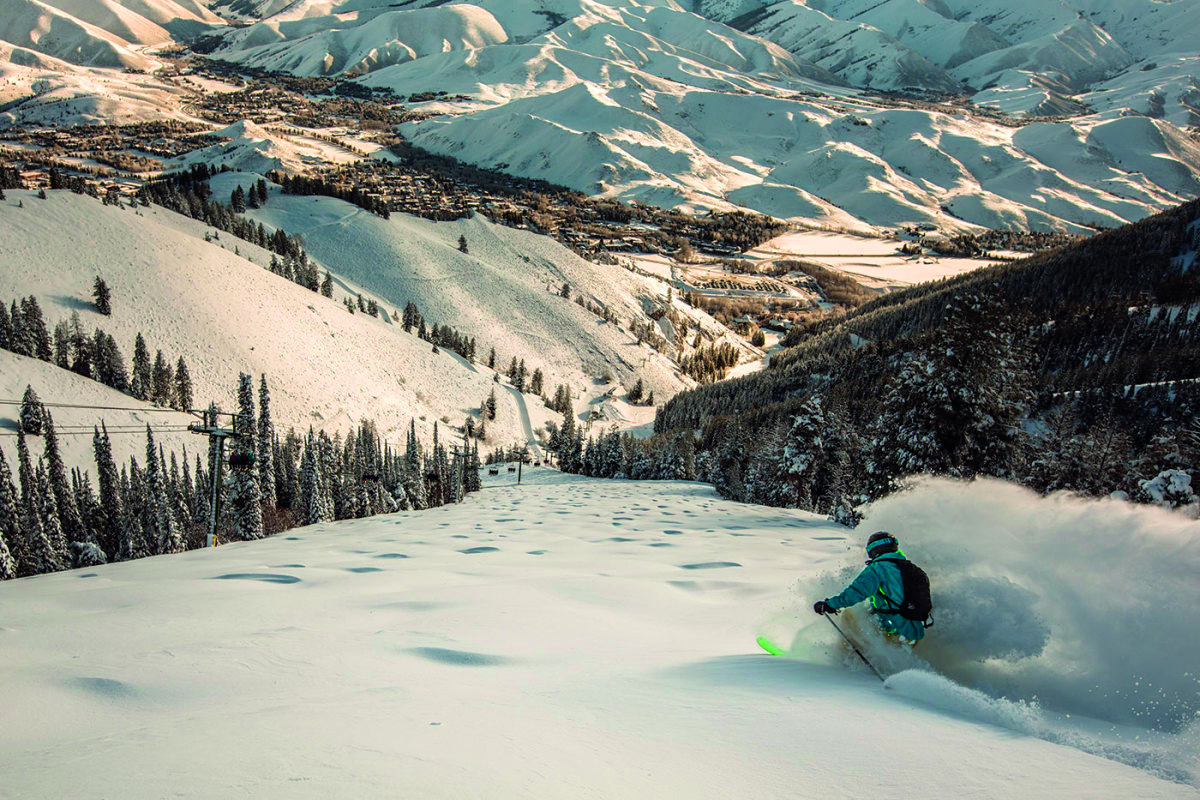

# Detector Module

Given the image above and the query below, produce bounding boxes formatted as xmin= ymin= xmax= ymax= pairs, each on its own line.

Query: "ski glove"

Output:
xmin=813 ymin=600 xmax=838 ymax=615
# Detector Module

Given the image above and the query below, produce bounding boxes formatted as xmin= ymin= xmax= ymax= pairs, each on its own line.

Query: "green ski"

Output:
xmin=756 ymin=635 xmax=786 ymax=656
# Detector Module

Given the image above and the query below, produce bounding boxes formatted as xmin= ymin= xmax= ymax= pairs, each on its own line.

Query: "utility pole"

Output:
xmin=187 ymin=404 xmax=242 ymax=547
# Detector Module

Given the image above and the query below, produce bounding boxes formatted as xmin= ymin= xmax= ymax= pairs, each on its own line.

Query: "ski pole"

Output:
xmin=825 ymin=614 xmax=886 ymax=683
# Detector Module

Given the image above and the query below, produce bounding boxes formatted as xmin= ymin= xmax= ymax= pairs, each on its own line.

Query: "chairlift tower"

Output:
xmin=187 ymin=404 xmax=245 ymax=547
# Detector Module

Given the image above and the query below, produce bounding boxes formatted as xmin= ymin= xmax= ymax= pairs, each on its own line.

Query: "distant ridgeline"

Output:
xmin=1 ymin=373 xmax=483 ymax=581
xmin=551 ymin=199 xmax=1200 ymax=518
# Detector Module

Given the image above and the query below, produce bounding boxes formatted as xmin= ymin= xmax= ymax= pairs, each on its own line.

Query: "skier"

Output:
xmin=812 ymin=531 xmax=929 ymax=645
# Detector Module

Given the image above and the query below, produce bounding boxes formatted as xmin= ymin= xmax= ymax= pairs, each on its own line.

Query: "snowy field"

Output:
xmin=748 ymin=230 xmax=1003 ymax=289
xmin=2 ymin=470 xmax=1196 ymax=798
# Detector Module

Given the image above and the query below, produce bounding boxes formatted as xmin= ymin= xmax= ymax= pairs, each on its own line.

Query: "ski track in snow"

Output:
xmin=1 ymin=470 xmax=1196 ymax=798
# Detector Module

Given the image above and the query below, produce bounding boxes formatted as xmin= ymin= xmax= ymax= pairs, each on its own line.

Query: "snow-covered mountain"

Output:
xmin=201 ymin=0 xmax=1200 ymax=233
xmin=0 ymin=0 xmax=220 ymax=70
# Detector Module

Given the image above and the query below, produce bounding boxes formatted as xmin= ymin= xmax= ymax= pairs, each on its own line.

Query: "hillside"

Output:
xmin=1 ymin=469 xmax=1196 ymax=796
xmin=647 ymin=197 xmax=1200 ymax=515
xmin=177 ymin=0 xmax=1200 ymax=234
xmin=0 ymin=188 xmax=546 ymax=469
xmin=207 ymin=172 xmax=694 ymax=408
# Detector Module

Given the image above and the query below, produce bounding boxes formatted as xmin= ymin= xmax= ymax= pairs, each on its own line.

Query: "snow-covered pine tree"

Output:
xmin=145 ymin=427 xmax=183 ymax=555
xmin=228 ymin=373 xmax=263 ymax=539
xmin=868 ymin=295 xmax=1031 ymax=498
xmin=16 ymin=432 xmax=57 ymax=575
xmin=151 ymin=351 xmax=173 ymax=407
xmin=92 ymin=276 xmax=111 ymax=315
xmin=465 ymin=443 xmax=482 ymax=493
xmin=92 ymin=424 xmax=123 ymax=562
xmin=121 ymin=458 xmax=151 ymax=561
xmin=744 ymin=423 xmax=793 ymax=507
xmin=783 ymin=396 xmax=825 ymax=509
xmin=70 ymin=469 xmax=107 ymax=565
xmin=174 ymin=356 xmax=193 ymax=411
xmin=257 ymin=375 xmax=277 ymax=509
xmin=0 ymin=302 xmax=12 ymax=352
xmin=130 ymin=333 xmax=151 ymax=401
xmin=299 ymin=440 xmax=329 ymax=524
xmin=0 ymin=449 xmax=23 ymax=579
xmin=35 ymin=461 xmax=68 ymax=566
xmin=320 ymin=272 xmax=333 ymax=298
xmin=42 ymin=412 xmax=85 ymax=546
xmin=21 ymin=297 xmax=53 ymax=362
xmin=628 ymin=378 xmax=644 ymax=404
xmin=20 ymin=384 xmax=44 ymax=435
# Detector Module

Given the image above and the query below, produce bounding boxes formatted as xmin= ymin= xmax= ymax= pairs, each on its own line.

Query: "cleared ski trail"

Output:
xmin=501 ymin=381 xmax=543 ymax=460
xmin=1 ymin=471 xmax=1194 ymax=798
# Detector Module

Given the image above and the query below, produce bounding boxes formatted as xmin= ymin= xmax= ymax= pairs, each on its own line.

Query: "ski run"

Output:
xmin=1 ymin=469 xmax=1197 ymax=798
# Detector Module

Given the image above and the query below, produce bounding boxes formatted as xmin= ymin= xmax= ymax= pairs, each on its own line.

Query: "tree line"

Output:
xmin=0 ymin=374 xmax=483 ymax=580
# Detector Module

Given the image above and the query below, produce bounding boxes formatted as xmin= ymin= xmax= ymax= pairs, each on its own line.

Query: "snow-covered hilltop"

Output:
xmin=194 ymin=0 xmax=1200 ymax=233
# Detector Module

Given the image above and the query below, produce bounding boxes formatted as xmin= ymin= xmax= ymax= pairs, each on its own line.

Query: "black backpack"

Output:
xmin=880 ymin=559 xmax=934 ymax=626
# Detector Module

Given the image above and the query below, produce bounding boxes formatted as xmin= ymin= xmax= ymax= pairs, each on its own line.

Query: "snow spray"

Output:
xmin=796 ymin=477 xmax=1200 ymax=786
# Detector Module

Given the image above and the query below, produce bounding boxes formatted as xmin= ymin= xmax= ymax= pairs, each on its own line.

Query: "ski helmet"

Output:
xmin=866 ymin=531 xmax=899 ymax=559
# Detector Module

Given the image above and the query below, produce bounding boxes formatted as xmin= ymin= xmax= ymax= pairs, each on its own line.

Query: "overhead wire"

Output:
xmin=0 ymin=399 xmax=189 ymax=414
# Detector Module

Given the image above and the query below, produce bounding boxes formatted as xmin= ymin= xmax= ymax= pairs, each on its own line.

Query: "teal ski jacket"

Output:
xmin=824 ymin=552 xmax=925 ymax=642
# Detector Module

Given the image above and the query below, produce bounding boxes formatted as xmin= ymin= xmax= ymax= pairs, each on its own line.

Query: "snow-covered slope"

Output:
xmin=237 ymin=0 xmax=1195 ymax=234
xmin=0 ymin=56 xmax=190 ymax=125
xmin=215 ymin=4 xmax=508 ymax=77
xmin=0 ymin=0 xmax=156 ymax=71
xmin=0 ymin=189 xmax=548 ymax=469
xmin=168 ymin=120 xmax=362 ymax=174
xmin=0 ymin=0 xmax=221 ymax=70
xmin=1 ymin=470 xmax=1196 ymax=796
xmin=208 ymin=172 xmax=690 ymax=406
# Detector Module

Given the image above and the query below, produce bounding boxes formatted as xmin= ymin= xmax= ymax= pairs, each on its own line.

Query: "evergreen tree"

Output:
xmin=92 ymin=424 xmax=123 ymax=562
xmin=231 ymin=185 xmax=246 ymax=213
xmin=53 ymin=320 xmax=71 ymax=368
xmin=299 ymin=440 xmax=332 ymax=524
xmin=229 ymin=374 xmax=263 ymax=539
xmin=628 ymin=378 xmax=644 ymax=404
xmin=130 ymin=333 xmax=151 ymax=400
xmin=458 ymin=234 xmax=468 ymax=254
xmin=42 ymin=412 xmax=85 ymax=546
xmin=320 ymin=271 xmax=334 ymax=298
xmin=0 ymin=301 xmax=12 ymax=352
xmin=9 ymin=299 xmax=30 ymax=356
xmin=151 ymin=350 xmax=174 ymax=407
xmin=174 ymin=356 xmax=193 ymax=411
xmin=530 ymin=368 xmax=544 ymax=396
xmin=487 ymin=388 xmax=497 ymax=421
xmin=258 ymin=375 xmax=277 ymax=510
xmin=0 ymin=449 xmax=22 ymax=579
xmin=16 ymin=431 xmax=56 ymax=575
xmin=465 ymin=443 xmax=482 ymax=493
xmin=92 ymin=276 xmax=112 ymax=315
xmin=487 ymin=347 xmax=496 ymax=370
xmin=36 ymin=461 xmax=68 ymax=566
xmin=145 ymin=427 xmax=183 ymax=554
xmin=868 ymin=296 xmax=1032 ymax=497
xmin=20 ymin=384 xmax=44 ymax=435
xmin=21 ymin=297 xmax=52 ymax=362
xmin=121 ymin=459 xmax=150 ymax=561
